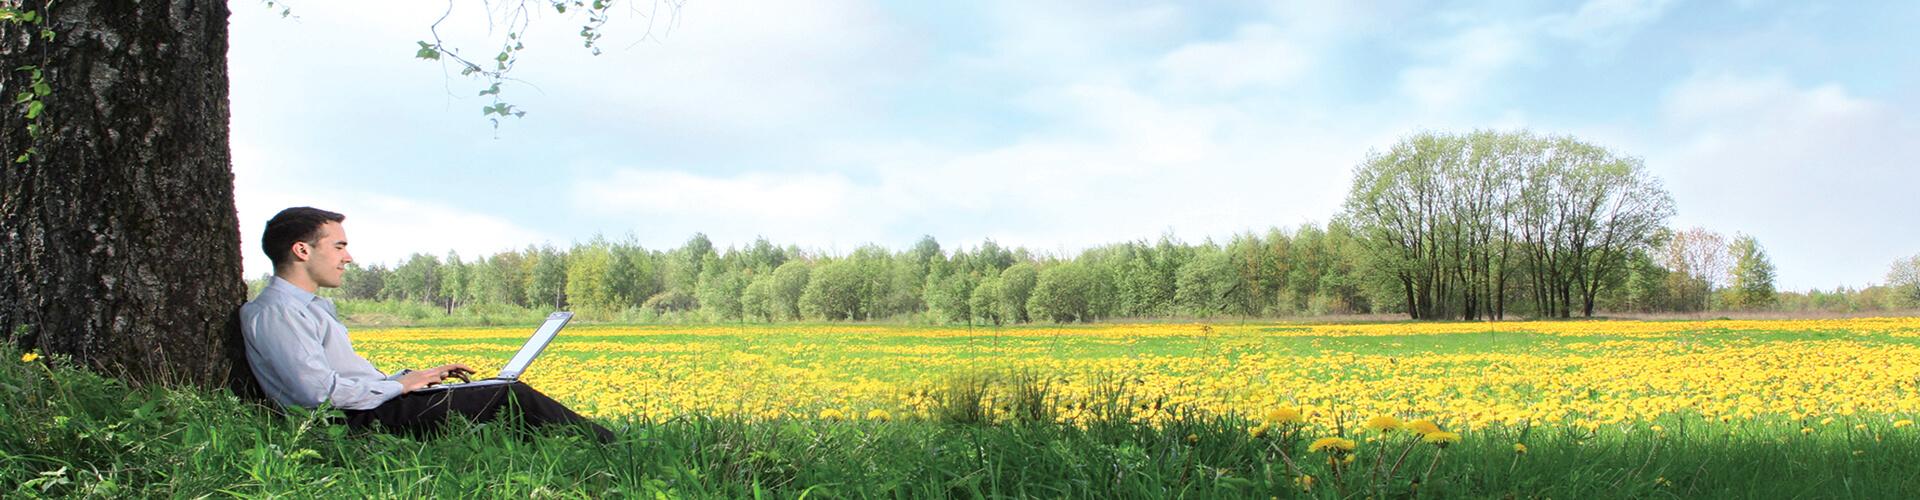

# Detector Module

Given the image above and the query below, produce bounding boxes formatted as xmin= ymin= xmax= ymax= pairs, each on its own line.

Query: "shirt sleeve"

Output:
xmin=241 ymin=303 xmax=404 ymax=410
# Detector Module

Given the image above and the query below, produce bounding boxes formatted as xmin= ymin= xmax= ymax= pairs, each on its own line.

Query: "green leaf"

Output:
xmin=495 ymin=51 xmax=510 ymax=62
xmin=32 ymin=82 xmax=50 ymax=97
xmin=12 ymin=91 xmax=30 ymax=104
xmin=478 ymin=83 xmax=501 ymax=96
xmin=25 ymin=101 xmax=42 ymax=119
xmin=414 ymin=41 xmax=441 ymax=60
xmin=555 ymin=3 xmax=567 ymax=13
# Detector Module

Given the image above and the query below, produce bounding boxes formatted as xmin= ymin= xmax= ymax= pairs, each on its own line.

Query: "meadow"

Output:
xmin=357 ymin=318 xmax=1920 ymax=429
xmin=6 ymin=318 xmax=1920 ymax=497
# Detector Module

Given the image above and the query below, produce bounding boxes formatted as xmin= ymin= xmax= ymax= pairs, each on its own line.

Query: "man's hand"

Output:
xmin=398 ymin=363 xmax=476 ymax=392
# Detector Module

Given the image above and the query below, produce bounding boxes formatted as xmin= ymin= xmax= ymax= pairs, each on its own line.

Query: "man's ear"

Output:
xmin=291 ymin=241 xmax=310 ymax=262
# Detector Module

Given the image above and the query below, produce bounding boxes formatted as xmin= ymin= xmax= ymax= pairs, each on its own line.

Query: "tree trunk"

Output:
xmin=1 ymin=0 xmax=249 ymax=392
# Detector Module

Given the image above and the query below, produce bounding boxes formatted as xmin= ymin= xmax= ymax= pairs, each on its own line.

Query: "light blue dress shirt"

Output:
xmin=239 ymin=277 xmax=406 ymax=410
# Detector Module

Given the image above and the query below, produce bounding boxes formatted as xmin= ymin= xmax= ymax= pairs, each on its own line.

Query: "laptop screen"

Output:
xmin=497 ymin=311 xmax=573 ymax=379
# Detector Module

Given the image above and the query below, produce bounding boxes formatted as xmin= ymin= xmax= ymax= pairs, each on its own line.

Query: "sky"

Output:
xmin=227 ymin=0 xmax=1920 ymax=292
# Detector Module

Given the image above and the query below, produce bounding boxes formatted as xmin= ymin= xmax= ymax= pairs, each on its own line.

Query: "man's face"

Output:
xmin=299 ymin=221 xmax=354 ymax=288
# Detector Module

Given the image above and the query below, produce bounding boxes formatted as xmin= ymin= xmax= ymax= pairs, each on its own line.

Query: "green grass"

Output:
xmin=6 ymin=343 xmax=1920 ymax=498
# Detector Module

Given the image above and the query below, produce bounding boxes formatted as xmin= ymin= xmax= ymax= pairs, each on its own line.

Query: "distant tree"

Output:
xmin=1886 ymin=254 xmax=1920 ymax=309
xmin=1115 ymin=252 xmax=1169 ymax=317
xmin=998 ymin=263 xmax=1038 ymax=323
xmin=743 ymin=236 xmax=788 ymax=274
xmin=800 ymin=259 xmax=863 ymax=320
xmin=770 ymin=260 xmax=812 ymax=320
xmin=884 ymin=237 xmax=942 ymax=316
xmin=664 ymin=233 xmax=715 ymax=297
xmin=847 ymin=245 xmax=895 ymax=320
xmin=740 ymin=273 xmax=776 ymax=322
xmin=1028 ymin=262 xmax=1110 ymax=323
xmin=389 ymin=253 xmax=444 ymax=304
xmin=696 ymin=262 xmax=747 ymax=322
xmin=1663 ymin=228 xmax=1729 ymax=312
xmin=338 ymin=263 xmax=389 ymax=301
xmin=1175 ymin=248 xmax=1239 ymax=316
xmin=565 ymin=241 xmax=614 ymax=312
xmin=924 ymin=273 xmax=974 ymax=324
xmin=525 ymin=245 xmax=569 ymax=310
xmin=970 ymin=276 xmax=1005 ymax=326
xmin=484 ymin=250 xmax=530 ymax=307
xmin=1727 ymin=234 xmax=1777 ymax=310
xmin=440 ymin=251 xmax=469 ymax=312
xmin=1612 ymin=248 xmax=1672 ymax=313
xmin=972 ymin=239 xmax=1016 ymax=275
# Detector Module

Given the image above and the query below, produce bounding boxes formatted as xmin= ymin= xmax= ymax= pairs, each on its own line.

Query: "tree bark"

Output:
xmin=1 ymin=0 xmax=251 ymax=393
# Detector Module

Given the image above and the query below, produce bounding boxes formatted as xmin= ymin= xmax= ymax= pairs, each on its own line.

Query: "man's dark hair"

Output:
xmin=262 ymin=207 xmax=345 ymax=268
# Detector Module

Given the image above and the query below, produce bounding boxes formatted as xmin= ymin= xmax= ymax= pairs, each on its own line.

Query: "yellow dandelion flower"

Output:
xmin=1295 ymin=474 xmax=1314 ymax=492
xmin=1800 ymin=427 xmax=1814 ymax=435
xmin=1649 ymin=425 xmax=1664 ymax=433
xmin=1365 ymin=415 xmax=1403 ymax=432
xmin=1406 ymin=419 xmax=1442 ymax=435
xmin=1308 ymin=437 xmax=1357 ymax=454
xmin=1894 ymin=420 xmax=1912 ymax=428
xmin=20 ymin=352 xmax=38 ymax=363
xmin=1854 ymin=423 xmax=1868 ymax=431
xmin=1186 ymin=433 xmax=1200 ymax=444
xmin=818 ymin=408 xmax=845 ymax=421
xmin=866 ymin=409 xmax=891 ymax=421
xmin=1423 ymin=431 xmax=1461 ymax=447
xmin=1265 ymin=407 xmax=1303 ymax=425
xmin=1249 ymin=424 xmax=1270 ymax=439
xmin=1820 ymin=417 xmax=1835 ymax=426
xmin=1513 ymin=443 xmax=1528 ymax=454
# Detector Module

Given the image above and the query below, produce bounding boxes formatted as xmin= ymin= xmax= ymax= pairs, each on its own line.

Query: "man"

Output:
xmin=240 ymin=206 xmax=613 ymax=443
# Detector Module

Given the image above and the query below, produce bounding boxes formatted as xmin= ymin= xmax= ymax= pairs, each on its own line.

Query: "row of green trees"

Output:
xmin=298 ymin=132 xmax=1916 ymax=323
xmin=304 ymin=220 xmax=1920 ymax=323
xmin=324 ymin=224 xmax=1377 ymax=324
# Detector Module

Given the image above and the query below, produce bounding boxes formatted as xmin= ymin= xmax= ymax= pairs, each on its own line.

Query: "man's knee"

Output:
xmin=507 ymin=381 xmax=551 ymax=402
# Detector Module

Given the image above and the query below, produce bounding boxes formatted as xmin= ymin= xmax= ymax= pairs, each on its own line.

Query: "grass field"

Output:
xmin=357 ymin=318 xmax=1920 ymax=429
xmin=7 ymin=318 xmax=1920 ymax=497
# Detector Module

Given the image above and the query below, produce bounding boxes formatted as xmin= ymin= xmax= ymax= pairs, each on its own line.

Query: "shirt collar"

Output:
xmin=267 ymin=276 xmax=321 ymax=305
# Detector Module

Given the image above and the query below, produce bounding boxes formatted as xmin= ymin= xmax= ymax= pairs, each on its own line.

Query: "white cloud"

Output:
xmin=1546 ymin=0 xmax=1677 ymax=47
xmin=233 ymin=143 xmax=550 ymax=277
xmin=570 ymin=169 xmax=898 ymax=252
xmin=576 ymin=169 xmax=857 ymax=221
xmin=1155 ymin=24 xmax=1311 ymax=92
xmin=1395 ymin=0 xmax=1675 ymax=112
xmin=1649 ymin=72 xmax=1919 ymax=290
xmin=1397 ymin=23 xmax=1535 ymax=111
xmin=525 ymin=0 xmax=916 ymax=137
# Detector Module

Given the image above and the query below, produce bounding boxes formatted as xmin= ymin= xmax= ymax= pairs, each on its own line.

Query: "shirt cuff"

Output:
xmin=370 ymin=380 xmax=405 ymax=397
xmin=385 ymin=369 xmax=411 ymax=381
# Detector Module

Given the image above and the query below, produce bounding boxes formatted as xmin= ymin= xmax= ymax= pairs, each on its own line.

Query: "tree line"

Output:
xmin=285 ymin=131 xmax=1920 ymax=323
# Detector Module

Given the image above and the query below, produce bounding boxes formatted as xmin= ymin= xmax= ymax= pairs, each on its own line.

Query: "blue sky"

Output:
xmin=228 ymin=0 xmax=1920 ymax=292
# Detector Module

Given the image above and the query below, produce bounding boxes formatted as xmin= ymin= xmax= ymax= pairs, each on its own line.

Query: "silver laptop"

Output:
xmin=412 ymin=311 xmax=573 ymax=393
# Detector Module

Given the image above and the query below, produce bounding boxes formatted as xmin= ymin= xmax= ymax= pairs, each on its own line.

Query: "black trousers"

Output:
xmin=343 ymin=381 xmax=614 ymax=443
